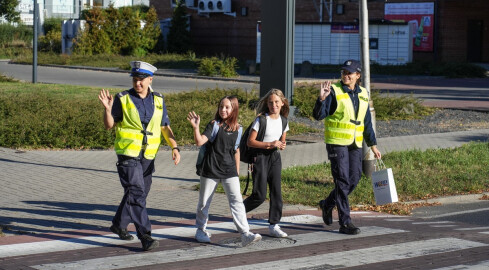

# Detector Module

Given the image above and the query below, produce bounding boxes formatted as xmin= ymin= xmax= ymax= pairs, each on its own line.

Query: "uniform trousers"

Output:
xmin=324 ymin=144 xmax=363 ymax=226
xmin=196 ymin=176 xmax=250 ymax=233
xmin=113 ymin=151 xmax=154 ymax=238
xmin=243 ymin=151 xmax=283 ymax=224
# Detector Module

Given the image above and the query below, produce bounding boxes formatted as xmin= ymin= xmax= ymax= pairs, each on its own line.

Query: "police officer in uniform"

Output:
xmin=98 ymin=61 xmax=181 ymax=251
xmin=313 ymin=60 xmax=381 ymax=235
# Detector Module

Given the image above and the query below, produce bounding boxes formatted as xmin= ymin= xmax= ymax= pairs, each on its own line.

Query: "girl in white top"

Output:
xmin=243 ymin=89 xmax=290 ymax=238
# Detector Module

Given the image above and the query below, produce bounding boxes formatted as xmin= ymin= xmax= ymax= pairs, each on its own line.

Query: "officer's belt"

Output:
xmin=141 ymin=129 xmax=153 ymax=145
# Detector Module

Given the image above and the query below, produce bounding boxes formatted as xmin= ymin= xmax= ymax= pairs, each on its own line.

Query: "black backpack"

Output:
xmin=239 ymin=115 xmax=267 ymax=164
xmin=239 ymin=114 xmax=288 ymax=194
xmin=195 ymin=121 xmax=220 ymax=176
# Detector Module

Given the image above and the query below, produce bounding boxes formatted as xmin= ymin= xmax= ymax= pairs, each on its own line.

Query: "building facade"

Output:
xmin=151 ymin=0 xmax=489 ymax=63
xmin=9 ymin=0 xmax=149 ymax=26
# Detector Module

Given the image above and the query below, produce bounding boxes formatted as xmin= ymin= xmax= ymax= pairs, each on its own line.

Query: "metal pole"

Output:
xmin=360 ymin=0 xmax=376 ymax=178
xmin=329 ymin=0 xmax=333 ymax=23
xmin=259 ymin=0 xmax=295 ymax=101
xmin=32 ymin=0 xmax=38 ymax=83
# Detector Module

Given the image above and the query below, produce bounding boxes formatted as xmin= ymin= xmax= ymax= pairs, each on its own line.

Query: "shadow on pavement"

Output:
xmin=0 ymin=158 xmax=198 ymax=183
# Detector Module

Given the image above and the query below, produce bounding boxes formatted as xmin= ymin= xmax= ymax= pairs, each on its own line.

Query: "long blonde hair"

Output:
xmin=255 ymin=88 xmax=289 ymax=117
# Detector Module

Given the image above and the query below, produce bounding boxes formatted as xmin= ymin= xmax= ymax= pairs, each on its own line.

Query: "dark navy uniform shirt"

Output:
xmin=112 ymin=88 xmax=170 ymax=126
xmin=312 ymin=82 xmax=377 ymax=147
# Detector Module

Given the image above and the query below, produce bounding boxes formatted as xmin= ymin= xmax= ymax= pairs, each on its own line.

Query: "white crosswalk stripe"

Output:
xmin=216 ymin=238 xmax=487 ymax=270
xmin=455 ymin=227 xmax=489 ymax=231
xmin=32 ymin=226 xmax=406 ymax=270
xmin=1 ymin=214 xmax=489 ymax=270
xmin=0 ymin=215 xmax=321 ymax=258
xmin=432 ymin=260 xmax=489 ymax=270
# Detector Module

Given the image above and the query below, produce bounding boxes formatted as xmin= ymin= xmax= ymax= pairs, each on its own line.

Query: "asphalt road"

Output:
xmin=412 ymin=200 xmax=489 ymax=226
xmin=3 ymin=61 xmax=489 ymax=110
xmin=0 ymin=61 xmax=258 ymax=93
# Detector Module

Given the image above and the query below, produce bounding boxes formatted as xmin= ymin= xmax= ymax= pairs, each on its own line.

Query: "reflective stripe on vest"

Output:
xmin=114 ymin=90 xmax=163 ymax=159
xmin=324 ymin=82 xmax=369 ymax=147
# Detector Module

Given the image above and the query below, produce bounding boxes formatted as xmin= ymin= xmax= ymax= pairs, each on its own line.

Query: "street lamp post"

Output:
xmin=32 ymin=0 xmax=38 ymax=83
xmin=359 ymin=0 xmax=376 ymax=178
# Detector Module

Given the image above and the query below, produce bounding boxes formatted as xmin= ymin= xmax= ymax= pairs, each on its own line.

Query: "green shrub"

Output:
xmin=0 ymin=24 xmax=32 ymax=48
xmin=293 ymin=82 xmax=329 ymax=117
xmin=0 ymin=84 xmax=114 ymax=149
xmin=219 ymin=57 xmax=238 ymax=77
xmin=437 ymin=62 xmax=487 ymax=78
xmin=0 ymin=73 xmax=17 ymax=82
xmin=371 ymin=90 xmax=437 ymax=120
xmin=198 ymin=57 xmax=219 ymax=76
xmin=38 ymin=29 xmax=62 ymax=53
xmin=73 ymin=7 xmax=113 ymax=55
xmin=43 ymin=18 xmax=63 ymax=34
xmin=73 ymin=5 xmax=161 ymax=56
xmin=197 ymin=56 xmax=238 ymax=78
xmin=0 ymin=83 xmax=259 ymax=149
xmin=292 ymin=83 xmax=436 ymax=121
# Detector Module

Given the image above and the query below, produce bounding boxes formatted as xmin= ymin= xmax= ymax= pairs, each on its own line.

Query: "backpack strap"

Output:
xmin=208 ymin=120 xmax=220 ymax=143
xmin=279 ymin=115 xmax=288 ymax=141
xmin=234 ymin=125 xmax=243 ymax=150
xmin=255 ymin=115 xmax=267 ymax=142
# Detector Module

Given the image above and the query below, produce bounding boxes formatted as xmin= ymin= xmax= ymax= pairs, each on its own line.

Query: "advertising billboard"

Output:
xmin=385 ymin=2 xmax=434 ymax=52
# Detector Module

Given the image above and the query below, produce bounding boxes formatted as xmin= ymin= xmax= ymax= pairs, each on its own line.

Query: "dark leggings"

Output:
xmin=243 ymin=151 xmax=283 ymax=224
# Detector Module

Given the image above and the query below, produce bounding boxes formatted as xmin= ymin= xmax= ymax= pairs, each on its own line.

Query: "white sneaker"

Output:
xmin=195 ymin=229 xmax=211 ymax=243
xmin=241 ymin=232 xmax=262 ymax=247
xmin=269 ymin=224 xmax=288 ymax=238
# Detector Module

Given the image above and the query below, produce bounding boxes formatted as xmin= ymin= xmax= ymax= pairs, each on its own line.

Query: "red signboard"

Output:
xmin=385 ymin=2 xmax=434 ymax=52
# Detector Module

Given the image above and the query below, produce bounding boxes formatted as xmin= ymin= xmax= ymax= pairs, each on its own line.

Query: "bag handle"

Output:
xmin=374 ymin=158 xmax=387 ymax=171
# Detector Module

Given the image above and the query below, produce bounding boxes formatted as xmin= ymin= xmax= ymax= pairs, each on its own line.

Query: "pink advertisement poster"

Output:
xmin=385 ymin=2 xmax=434 ymax=52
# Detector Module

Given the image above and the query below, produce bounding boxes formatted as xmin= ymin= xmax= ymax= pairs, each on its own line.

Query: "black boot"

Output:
xmin=110 ymin=225 xmax=134 ymax=240
xmin=339 ymin=223 xmax=361 ymax=235
xmin=319 ymin=200 xmax=334 ymax=226
xmin=140 ymin=234 xmax=159 ymax=251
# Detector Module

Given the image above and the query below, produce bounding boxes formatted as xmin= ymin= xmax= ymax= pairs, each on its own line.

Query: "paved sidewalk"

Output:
xmin=1 ymin=63 xmax=488 ymax=237
xmin=1 ymin=128 xmax=488 ymax=235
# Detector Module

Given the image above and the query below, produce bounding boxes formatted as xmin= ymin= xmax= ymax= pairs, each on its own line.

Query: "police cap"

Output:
xmin=130 ymin=61 xmax=157 ymax=78
xmin=341 ymin=59 xmax=362 ymax=73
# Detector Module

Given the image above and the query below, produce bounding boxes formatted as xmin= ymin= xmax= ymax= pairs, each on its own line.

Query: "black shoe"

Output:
xmin=339 ymin=223 xmax=361 ymax=235
xmin=110 ymin=225 xmax=134 ymax=240
xmin=319 ymin=200 xmax=334 ymax=225
xmin=140 ymin=234 xmax=159 ymax=251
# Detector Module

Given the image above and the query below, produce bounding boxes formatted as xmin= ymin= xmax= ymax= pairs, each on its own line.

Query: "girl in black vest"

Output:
xmin=243 ymin=89 xmax=290 ymax=238
xmin=187 ymin=96 xmax=262 ymax=247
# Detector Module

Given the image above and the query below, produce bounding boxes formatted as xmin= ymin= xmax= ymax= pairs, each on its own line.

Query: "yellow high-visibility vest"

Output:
xmin=324 ymin=82 xmax=369 ymax=148
xmin=114 ymin=89 xmax=164 ymax=159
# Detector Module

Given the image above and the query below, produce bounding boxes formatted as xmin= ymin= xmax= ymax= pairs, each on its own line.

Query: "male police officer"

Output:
xmin=313 ymin=60 xmax=381 ymax=235
xmin=98 ymin=61 xmax=181 ymax=251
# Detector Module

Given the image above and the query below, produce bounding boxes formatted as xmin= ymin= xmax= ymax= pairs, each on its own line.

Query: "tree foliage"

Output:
xmin=167 ymin=0 xmax=191 ymax=54
xmin=73 ymin=5 xmax=162 ymax=56
xmin=0 ymin=0 xmax=20 ymax=23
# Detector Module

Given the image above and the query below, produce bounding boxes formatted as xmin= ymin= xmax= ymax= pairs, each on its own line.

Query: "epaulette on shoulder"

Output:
xmin=153 ymin=91 xmax=163 ymax=98
xmin=117 ymin=91 xmax=129 ymax=98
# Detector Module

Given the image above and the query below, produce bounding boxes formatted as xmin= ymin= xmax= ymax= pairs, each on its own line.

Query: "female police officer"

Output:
xmin=98 ymin=61 xmax=181 ymax=251
xmin=313 ymin=59 xmax=381 ymax=235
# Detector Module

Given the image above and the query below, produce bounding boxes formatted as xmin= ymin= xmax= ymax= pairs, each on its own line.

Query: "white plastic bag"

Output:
xmin=371 ymin=159 xmax=398 ymax=205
